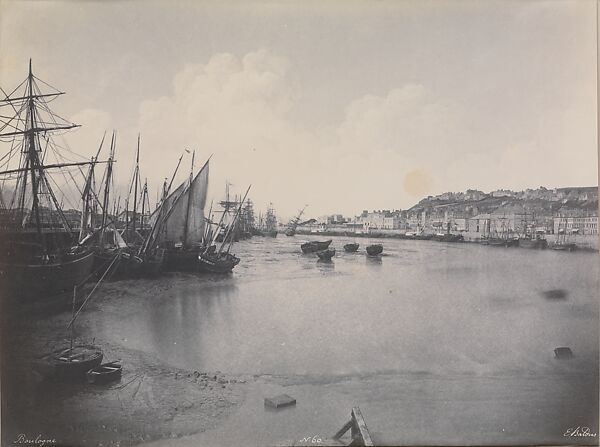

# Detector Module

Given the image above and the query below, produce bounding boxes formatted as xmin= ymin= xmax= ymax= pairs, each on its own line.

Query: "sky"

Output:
xmin=0 ymin=0 xmax=597 ymax=219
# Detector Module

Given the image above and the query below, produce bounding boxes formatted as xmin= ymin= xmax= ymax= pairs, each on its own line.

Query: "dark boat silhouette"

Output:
xmin=366 ymin=244 xmax=383 ymax=256
xmin=344 ymin=242 xmax=359 ymax=252
xmin=301 ymin=240 xmax=333 ymax=254
xmin=86 ymin=361 xmax=123 ymax=384
xmin=317 ymin=248 xmax=335 ymax=260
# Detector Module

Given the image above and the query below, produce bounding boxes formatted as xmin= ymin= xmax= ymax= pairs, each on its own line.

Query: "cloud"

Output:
xmin=78 ymin=48 xmax=594 ymax=219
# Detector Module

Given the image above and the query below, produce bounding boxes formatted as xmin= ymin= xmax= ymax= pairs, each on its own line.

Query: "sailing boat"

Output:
xmin=552 ymin=217 xmax=577 ymax=251
xmin=0 ymin=61 xmax=96 ymax=300
xmin=518 ymin=213 xmax=548 ymax=249
xmin=285 ymin=205 xmax=307 ymax=236
xmin=198 ymin=185 xmax=250 ymax=273
xmin=86 ymin=132 xmax=142 ymax=280
xmin=264 ymin=203 xmax=278 ymax=237
xmin=146 ymin=153 xmax=210 ymax=271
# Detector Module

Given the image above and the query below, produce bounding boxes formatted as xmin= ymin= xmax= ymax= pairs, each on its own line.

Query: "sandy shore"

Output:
xmin=1 ymin=278 xmax=248 ymax=447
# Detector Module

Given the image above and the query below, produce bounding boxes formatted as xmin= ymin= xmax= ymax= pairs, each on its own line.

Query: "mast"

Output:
xmin=26 ymin=60 xmax=45 ymax=254
xmin=100 ymin=133 xmax=115 ymax=249
xmin=183 ymin=150 xmax=194 ymax=246
xmin=140 ymin=178 xmax=148 ymax=230
xmin=132 ymin=134 xmax=140 ymax=236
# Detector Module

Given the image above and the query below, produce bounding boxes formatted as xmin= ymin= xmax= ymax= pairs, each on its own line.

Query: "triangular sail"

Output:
xmin=153 ymin=158 xmax=210 ymax=247
xmin=183 ymin=160 xmax=209 ymax=245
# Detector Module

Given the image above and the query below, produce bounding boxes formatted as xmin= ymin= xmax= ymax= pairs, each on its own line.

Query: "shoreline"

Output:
xmin=1 ymin=277 xmax=249 ymax=447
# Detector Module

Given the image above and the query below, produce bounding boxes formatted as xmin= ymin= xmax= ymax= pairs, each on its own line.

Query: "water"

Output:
xmin=100 ymin=236 xmax=599 ymax=445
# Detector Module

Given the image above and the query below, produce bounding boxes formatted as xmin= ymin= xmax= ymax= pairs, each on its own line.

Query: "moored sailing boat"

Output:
xmin=0 ymin=61 xmax=96 ymax=300
xmin=198 ymin=185 xmax=251 ymax=273
xmin=285 ymin=205 xmax=307 ymax=236
xmin=147 ymin=154 xmax=211 ymax=271
xmin=264 ymin=203 xmax=278 ymax=237
xmin=552 ymin=217 xmax=577 ymax=251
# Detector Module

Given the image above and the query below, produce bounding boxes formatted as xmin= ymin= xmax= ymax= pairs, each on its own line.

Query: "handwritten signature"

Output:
xmin=564 ymin=427 xmax=598 ymax=437
xmin=13 ymin=434 xmax=57 ymax=447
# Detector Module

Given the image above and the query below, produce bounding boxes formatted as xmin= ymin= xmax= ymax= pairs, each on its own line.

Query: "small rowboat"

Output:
xmin=343 ymin=243 xmax=359 ymax=252
xmin=43 ymin=345 xmax=104 ymax=380
xmin=301 ymin=240 xmax=332 ymax=254
xmin=317 ymin=248 xmax=335 ymax=261
xmin=86 ymin=360 xmax=122 ymax=384
xmin=366 ymin=244 xmax=383 ymax=256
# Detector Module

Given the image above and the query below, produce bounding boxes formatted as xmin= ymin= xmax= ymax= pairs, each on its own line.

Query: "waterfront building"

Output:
xmin=553 ymin=215 xmax=598 ymax=235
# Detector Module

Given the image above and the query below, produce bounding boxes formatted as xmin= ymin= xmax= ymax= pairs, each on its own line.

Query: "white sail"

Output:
xmin=161 ymin=159 xmax=210 ymax=246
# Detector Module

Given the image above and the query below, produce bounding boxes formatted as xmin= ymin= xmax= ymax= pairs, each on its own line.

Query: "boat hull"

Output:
xmin=366 ymin=244 xmax=383 ymax=256
xmin=552 ymin=243 xmax=577 ymax=252
xmin=163 ymin=247 xmax=203 ymax=271
xmin=317 ymin=248 xmax=335 ymax=260
xmin=344 ymin=243 xmax=359 ymax=252
xmin=198 ymin=252 xmax=240 ymax=273
xmin=519 ymin=238 xmax=548 ymax=249
xmin=0 ymin=248 xmax=95 ymax=300
xmin=86 ymin=362 xmax=123 ymax=384
xmin=301 ymin=240 xmax=333 ymax=254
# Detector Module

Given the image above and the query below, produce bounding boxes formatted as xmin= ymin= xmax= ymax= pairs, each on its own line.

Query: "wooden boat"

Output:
xmin=285 ymin=206 xmax=307 ymax=236
xmin=552 ymin=242 xmax=577 ymax=251
xmin=40 ymin=345 xmax=104 ymax=380
xmin=86 ymin=360 xmax=122 ymax=384
xmin=143 ymin=155 xmax=211 ymax=271
xmin=263 ymin=204 xmax=278 ymax=237
xmin=518 ymin=237 xmax=548 ymax=249
xmin=552 ymin=219 xmax=577 ymax=251
xmin=343 ymin=242 xmax=359 ymax=252
xmin=366 ymin=244 xmax=383 ymax=256
xmin=198 ymin=186 xmax=251 ymax=274
xmin=199 ymin=249 xmax=240 ymax=273
xmin=0 ymin=62 xmax=99 ymax=300
xmin=317 ymin=248 xmax=335 ymax=260
xmin=301 ymin=239 xmax=333 ymax=254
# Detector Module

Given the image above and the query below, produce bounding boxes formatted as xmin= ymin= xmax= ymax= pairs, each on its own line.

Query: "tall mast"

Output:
xmin=140 ymin=178 xmax=148 ymax=230
xmin=132 ymin=134 xmax=140 ymax=236
xmin=183 ymin=150 xmax=194 ymax=246
xmin=26 ymin=60 xmax=45 ymax=253
xmin=100 ymin=133 xmax=115 ymax=249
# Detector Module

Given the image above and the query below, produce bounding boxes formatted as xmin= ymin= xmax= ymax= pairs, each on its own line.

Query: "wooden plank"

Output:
xmin=351 ymin=407 xmax=374 ymax=447
xmin=333 ymin=419 xmax=353 ymax=439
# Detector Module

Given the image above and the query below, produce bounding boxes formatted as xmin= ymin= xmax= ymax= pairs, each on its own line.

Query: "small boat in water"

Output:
xmin=86 ymin=360 xmax=122 ymax=384
xmin=344 ymin=242 xmax=359 ymax=252
xmin=366 ymin=244 xmax=383 ymax=256
xmin=518 ymin=237 xmax=548 ymax=249
xmin=301 ymin=240 xmax=333 ymax=254
xmin=317 ymin=248 xmax=335 ymax=261
xmin=199 ymin=248 xmax=241 ymax=273
xmin=40 ymin=345 xmax=104 ymax=380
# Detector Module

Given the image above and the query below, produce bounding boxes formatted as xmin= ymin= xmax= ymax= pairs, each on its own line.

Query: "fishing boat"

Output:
xmin=301 ymin=239 xmax=332 ymax=254
xmin=263 ymin=203 xmax=278 ymax=237
xmin=344 ymin=242 xmax=359 ymax=252
xmin=552 ymin=218 xmax=577 ymax=251
xmin=317 ymin=248 xmax=335 ymax=261
xmin=86 ymin=360 xmax=122 ymax=384
xmin=44 ymin=345 xmax=104 ymax=380
xmin=144 ymin=154 xmax=210 ymax=271
xmin=198 ymin=185 xmax=251 ymax=273
xmin=0 ymin=61 xmax=97 ymax=300
xmin=285 ymin=205 xmax=307 ymax=236
xmin=366 ymin=244 xmax=383 ymax=256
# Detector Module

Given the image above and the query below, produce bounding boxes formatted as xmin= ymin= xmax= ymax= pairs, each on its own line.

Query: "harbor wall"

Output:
xmin=295 ymin=226 xmax=599 ymax=251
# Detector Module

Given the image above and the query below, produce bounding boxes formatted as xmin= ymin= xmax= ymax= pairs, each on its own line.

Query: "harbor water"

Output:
xmin=98 ymin=236 xmax=598 ymax=445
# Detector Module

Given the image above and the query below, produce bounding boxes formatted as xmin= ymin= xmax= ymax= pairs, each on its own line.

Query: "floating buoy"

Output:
xmin=264 ymin=394 xmax=296 ymax=409
xmin=554 ymin=347 xmax=573 ymax=359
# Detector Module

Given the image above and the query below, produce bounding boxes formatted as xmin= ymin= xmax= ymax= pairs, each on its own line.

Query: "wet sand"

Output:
xmin=1 ymin=278 xmax=247 ymax=447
